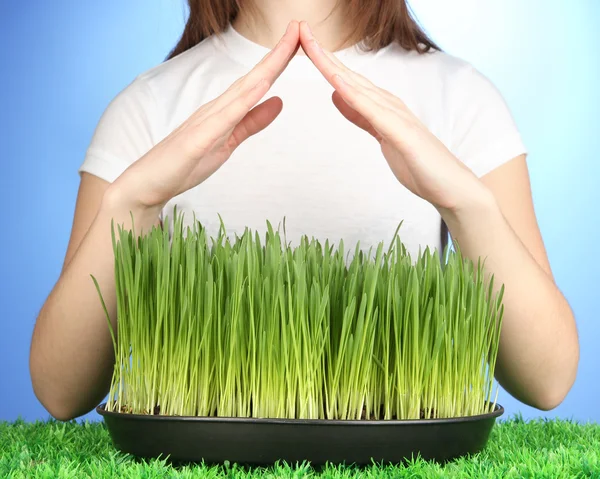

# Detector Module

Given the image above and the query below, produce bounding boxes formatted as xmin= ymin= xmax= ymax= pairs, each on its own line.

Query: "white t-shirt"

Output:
xmin=79 ymin=25 xmax=527 ymax=259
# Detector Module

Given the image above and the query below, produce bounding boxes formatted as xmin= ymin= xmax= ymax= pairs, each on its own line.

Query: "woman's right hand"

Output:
xmin=109 ymin=21 xmax=300 ymax=213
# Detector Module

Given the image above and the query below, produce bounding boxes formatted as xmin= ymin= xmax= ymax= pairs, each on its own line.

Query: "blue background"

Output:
xmin=0 ymin=1 xmax=598 ymax=424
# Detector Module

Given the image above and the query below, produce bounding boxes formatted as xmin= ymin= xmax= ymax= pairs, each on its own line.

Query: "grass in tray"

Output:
xmin=92 ymin=211 xmax=504 ymax=420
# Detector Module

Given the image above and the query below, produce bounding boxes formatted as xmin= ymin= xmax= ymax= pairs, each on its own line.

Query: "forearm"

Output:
xmin=438 ymin=186 xmax=579 ymax=410
xmin=30 ymin=188 xmax=160 ymax=421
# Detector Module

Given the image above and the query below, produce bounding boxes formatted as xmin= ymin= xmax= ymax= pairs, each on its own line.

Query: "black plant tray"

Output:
xmin=96 ymin=402 xmax=503 ymax=466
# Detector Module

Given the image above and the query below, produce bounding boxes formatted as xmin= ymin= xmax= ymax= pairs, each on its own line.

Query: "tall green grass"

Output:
xmin=92 ymin=212 xmax=504 ymax=420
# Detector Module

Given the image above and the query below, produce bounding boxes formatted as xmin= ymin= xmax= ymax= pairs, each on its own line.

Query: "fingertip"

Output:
xmin=331 ymin=90 xmax=350 ymax=112
xmin=300 ymin=21 xmax=312 ymax=37
xmin=286 ymin=20 xmax=300 ymax=37
xmin=270 ymin=95 xmax=284 ymax=113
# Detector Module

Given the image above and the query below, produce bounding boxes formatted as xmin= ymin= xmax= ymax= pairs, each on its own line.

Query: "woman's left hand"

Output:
xmin=299 ymin=22 xmax=489 ymax=213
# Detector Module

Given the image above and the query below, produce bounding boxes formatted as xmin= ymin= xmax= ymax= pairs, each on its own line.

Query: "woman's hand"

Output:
xmin=299 ymin=22 xmax=489 ymax=213
xmin=110 ymin=21 xmax=301 ymax=213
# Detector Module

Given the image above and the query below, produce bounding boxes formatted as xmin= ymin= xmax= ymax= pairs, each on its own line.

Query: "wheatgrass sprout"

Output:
xmin=92 ymin=211 xmax=504 ymax=420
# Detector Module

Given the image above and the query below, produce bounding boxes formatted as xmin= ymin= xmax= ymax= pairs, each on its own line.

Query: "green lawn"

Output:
xmin=1 ymin=414 xmax=598 ymax=478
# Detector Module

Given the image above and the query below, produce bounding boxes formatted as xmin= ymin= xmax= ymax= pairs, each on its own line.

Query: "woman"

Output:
xmin=30 ymin=0 xmax=579 ymax=421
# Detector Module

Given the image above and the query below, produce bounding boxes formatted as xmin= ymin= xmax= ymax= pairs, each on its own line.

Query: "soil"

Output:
xmin=112 ymin=403 xmax=437 ymax=420
xmin=360 ymin=405 xmax=437 ymax=420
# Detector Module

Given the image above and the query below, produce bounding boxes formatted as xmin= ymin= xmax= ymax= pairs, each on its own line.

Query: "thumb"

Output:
xmin=229 ymin=96 xmax=283 ymax=150
xmin=332 ymin=91 xmax=382 ymax=142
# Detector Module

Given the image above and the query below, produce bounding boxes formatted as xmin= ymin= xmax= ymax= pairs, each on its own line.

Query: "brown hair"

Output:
xmin=166 ymin=0 xmax=440 ymax=61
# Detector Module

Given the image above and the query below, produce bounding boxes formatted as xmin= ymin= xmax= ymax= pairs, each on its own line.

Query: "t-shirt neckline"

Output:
xmin=212 ymin=24 xmax=392 ymax=74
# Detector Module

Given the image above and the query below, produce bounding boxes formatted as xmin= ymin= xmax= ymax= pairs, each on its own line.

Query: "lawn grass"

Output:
xmin=1 ymin=413 xmax=598 ymax=478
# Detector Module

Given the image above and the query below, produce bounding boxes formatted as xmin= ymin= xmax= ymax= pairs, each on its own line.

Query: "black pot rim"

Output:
xmin=96 ymin=401 xmax=504 ymax=425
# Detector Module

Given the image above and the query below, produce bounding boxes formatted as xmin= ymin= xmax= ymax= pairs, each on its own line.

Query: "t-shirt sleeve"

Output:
xmin=78 ymin=76 xmax=156 ymax=183
xmin=448 ymin=65 xmax=527 ymax=178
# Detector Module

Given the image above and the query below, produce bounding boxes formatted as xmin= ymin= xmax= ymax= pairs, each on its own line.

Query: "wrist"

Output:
xmin=437 ymin=179 xmax=499 ymax=229
xmin=101 ymin=183 xmax=163 ymax=233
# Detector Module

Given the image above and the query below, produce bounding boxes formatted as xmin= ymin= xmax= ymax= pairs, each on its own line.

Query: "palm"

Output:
xmin=180 ymin=95 xmax=283 ymax=195
xmin=332 ymin=90 xmax=426 ymax=201
xmin=300 ymin=22 xmax=473 ymax=210
xmin=115 ymin=25 xmax=297 ymax=209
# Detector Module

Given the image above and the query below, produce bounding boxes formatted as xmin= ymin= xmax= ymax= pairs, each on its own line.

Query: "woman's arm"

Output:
xmin=30 ymin=175 xmax=161 ymax=421
xmin=299 ymin=20 xmax=579 ymax=410
xmin=438 ymin=155 xmax=579 ymax=410
xmin=30 ymin=21 xmax=301 ymax=421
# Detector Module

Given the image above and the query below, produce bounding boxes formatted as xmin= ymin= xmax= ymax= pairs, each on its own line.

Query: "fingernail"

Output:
xmin=286 ymin=21 xmax=292 ymax=34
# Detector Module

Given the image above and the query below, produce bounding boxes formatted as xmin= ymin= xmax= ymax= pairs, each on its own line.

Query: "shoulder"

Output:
xmin=100 ymin=33 xmax=246 ymax=145
xmin=383 ymin=44 xmax=513 ymax=127
xmin=386 ymin=43 xmax=470 ymax=72
xmin=115 ymin=34 xmax=247 ymax=137
xmin=84 ymin=36 xmax=227 ymax=157
xmin=377 ymin=43 xmax=494 ymax=94
xmin=375 ymin=43 xmax=525 ymax=176
xmin=97 ymin=36 xmax=221 ymax=116
xmin=132 ymin=35 xmax=223 ymax=93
